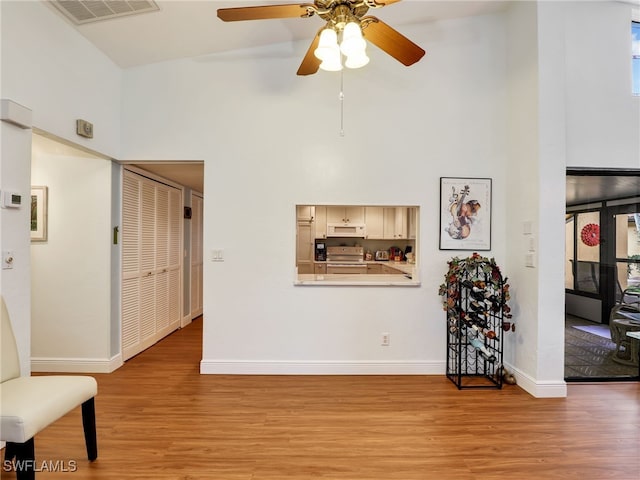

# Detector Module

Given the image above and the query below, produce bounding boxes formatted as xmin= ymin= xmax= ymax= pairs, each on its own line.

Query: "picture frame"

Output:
xmin=30 ymin=186 xmax=48 ymax=242
xmin=439 ymin=177 xmax=491 ymax=251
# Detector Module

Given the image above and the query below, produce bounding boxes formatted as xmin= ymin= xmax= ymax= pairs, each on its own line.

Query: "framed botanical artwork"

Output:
xmin=30 ymin=186 xmax=48 ymax=242
xmin=439 ymin=177 xmax=491 ymax=251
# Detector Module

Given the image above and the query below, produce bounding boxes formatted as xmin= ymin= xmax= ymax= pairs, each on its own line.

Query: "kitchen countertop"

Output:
xmin=315 ymin=260 xmax=415 ymax=273
xmin=373 ymin=261 xmax=415 ymax=275
xmin=295 ymin=274 xmax=420 ymax=286
xmin=298 ymin=262 xmax=419 ymax=286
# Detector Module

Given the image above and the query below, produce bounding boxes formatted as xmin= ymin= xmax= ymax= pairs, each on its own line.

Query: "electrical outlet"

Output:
xmin=381 ymin=332 xmax=390 ymax=346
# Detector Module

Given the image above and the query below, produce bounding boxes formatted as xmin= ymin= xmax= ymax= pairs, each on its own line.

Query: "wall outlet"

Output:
xmin=381 ymin=332 xmax=390 ymax=346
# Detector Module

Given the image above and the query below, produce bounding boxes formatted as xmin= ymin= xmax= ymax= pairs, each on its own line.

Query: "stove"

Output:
xmin=326 ymin=246 xmax=366 ymax=274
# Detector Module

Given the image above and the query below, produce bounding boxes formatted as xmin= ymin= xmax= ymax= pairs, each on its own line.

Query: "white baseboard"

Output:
xmin=200 ymin=360 xmax=446 ymax=375
xmin=200 ymin=361 xmax=567 ymax=397
xmin=505 ymin=363 xmax=567 ymax=398
xmin=31 ymin=353 xmax=123 ymax=373
xmin=181 ymin=314 xmax=192 ymax=328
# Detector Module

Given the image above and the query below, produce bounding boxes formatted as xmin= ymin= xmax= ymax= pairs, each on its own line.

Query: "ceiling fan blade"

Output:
xmin=297 ymin=28 xmax=323 ymax=76
xmin=217 ymin=4 xmax=312 ymax=22
xmin=361 ymin=16 xmax=425 ymax=66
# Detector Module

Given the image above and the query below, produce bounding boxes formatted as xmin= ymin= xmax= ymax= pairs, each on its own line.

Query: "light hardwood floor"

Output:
xmin=3 ymin=317 xmax=639 ymax=480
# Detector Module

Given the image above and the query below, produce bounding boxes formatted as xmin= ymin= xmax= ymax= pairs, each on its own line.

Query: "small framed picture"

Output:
xmin=31 ymin=186 xmax=48 ymax=242
xmin=439 ymin=177 xmax=491 ymax=251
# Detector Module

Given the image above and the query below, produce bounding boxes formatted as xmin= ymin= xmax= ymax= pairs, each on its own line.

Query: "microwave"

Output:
xmin=326 ymin=223 xmax=366 ymax=238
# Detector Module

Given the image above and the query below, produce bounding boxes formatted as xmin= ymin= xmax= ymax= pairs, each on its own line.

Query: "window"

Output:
xmin=565 ymin=211 xmax=601 ymax=294
xmin=633 ymin=21 xmax=640 ymax=96
xmin=295 ymin=205 xmax=420 ymax=286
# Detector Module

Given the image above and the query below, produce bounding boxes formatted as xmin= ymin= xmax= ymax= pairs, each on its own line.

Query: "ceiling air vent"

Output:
xmin=50 ymin=0 xmax=160 ymax=25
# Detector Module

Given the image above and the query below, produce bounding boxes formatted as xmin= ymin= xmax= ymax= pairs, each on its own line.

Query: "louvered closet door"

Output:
xmin=122 ymin=174 xmax=141 ymax=359
xmin=190 ymin=193 xmax=203 ymax=318
xmin=122 ymin=170 xmax=183 ymax=361
xmin=155 ymin=187 xmax=170 ymax=336
xmin=167 ymin=188 xmax=182 ymax=329
xmin=139 ymin=181 xmax=157 ymax=352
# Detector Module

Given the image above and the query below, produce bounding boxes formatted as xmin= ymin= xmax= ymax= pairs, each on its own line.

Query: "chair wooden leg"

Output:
xmin=81 ymin=397 xmax=98 ymax=461
xmin=6 ymin=438 xmax=35 ymax=480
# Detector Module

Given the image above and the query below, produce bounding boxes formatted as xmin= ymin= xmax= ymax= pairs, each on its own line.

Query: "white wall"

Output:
xmin=505 ymin=0 xmax=569 ymax=397
xmin=30 ymin=134 xmax=115 ymax=372
xmin=505 ymin=1 xmax=543 ymax=389
xmin=564 ymin=1 xmax=640 ymax=168
xmin=120 ymin=14 xmax=510 ymax=375
xmin=533 ymin=1 xmax=569 ymax=394
xmin=0 ymin=1 xmax=122 ymax=159
xmin=1 ymin=1 xmax=122 ymax=373
xmin=0 ymin=121 xmax=33 ymax=375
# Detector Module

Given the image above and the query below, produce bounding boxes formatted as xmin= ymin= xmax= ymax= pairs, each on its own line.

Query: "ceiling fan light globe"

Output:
xmin=345 ymin=52 xmax=370 ymax=69
xmin=319 ymin=57 xmax=343 ymax=71
xmin=314 ymin=28 xmax=339 ymax=60
xmin=342 ymin=21 xmax=362 ymax=40
xmin=340 ymin=22 xmax=366 ymax=56
xmin=341 ymin=38 xmax=366 ymax=57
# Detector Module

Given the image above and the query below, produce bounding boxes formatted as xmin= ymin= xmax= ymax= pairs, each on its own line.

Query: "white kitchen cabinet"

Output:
xmin=314 ymin=205 xmax=327 ymax=239
xmin=394 ymin=207 xmax=408 ymax=239
xmin=327 ymin=206 xmax=365 ymax=224
xmin=408 ymin=207 xmax=417 ymax=239
xmin=314 ymin=263 xmax=327 ymax=274
xmin=383 ymin=207 xmax=408 ymax=239
xmin=296 ymin=205 xmax=315 ymax=272
xmin=365 ymin=207 xmax=384 ymax=239
xmin=296 ymin=220 xmax=314 ymax=274
xmin=382 ymin=208 xmax=396 ymax=239
xmin=296 ymin=205 xmax=314 ymax=222
xmin=122 ymin=170 xmax=182 ymax=361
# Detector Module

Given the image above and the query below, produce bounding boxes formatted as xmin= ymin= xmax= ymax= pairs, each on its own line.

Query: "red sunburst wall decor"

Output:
xmin=580 ymin=223 xmax=600 ymax=247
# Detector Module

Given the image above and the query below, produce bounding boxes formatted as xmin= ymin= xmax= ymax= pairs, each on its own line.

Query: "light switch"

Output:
xmin=523 ymin=221 xmax=532 ymax=235
xmin=210 ymin=249 xmax=224 ymax=262
xmin=525 ymin=253 xmax=535 ymax=268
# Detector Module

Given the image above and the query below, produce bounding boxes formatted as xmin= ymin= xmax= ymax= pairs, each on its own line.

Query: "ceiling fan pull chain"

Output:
xmin=339 ymin=68 xmax=345 ymax=137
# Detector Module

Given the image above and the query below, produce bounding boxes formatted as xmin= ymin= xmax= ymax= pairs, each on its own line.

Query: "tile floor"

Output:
xmin=565 ymin=314 xmax=639 ymax=379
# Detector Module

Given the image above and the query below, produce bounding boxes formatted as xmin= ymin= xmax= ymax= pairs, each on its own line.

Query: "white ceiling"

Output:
xmin=128 ymin=162 xmax=205 ymax=193
xmin=44 ymin=1 xmax=510 ymax=68
xmin=42 ymin=0 xmax=508 ymax=193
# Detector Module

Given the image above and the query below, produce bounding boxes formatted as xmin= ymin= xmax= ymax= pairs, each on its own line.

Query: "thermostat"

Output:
xmin=1 ymin=191 xmax=22 ymax=208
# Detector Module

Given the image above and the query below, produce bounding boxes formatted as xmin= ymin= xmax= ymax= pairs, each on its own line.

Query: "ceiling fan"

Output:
xmin=217 ymin=0 xmax=426 ymax=75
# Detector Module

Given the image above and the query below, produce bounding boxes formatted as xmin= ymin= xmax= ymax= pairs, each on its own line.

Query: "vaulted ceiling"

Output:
xmin=42 ymin=1 xmax=640 ymax=201
xmin=45 ymin=0 xmax=509 ymax=68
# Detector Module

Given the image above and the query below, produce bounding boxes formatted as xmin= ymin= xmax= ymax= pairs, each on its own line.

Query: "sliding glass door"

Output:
xmin=565 ymin=204 xmax=640 ymax=380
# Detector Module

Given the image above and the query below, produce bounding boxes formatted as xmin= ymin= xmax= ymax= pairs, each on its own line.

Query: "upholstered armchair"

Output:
xmin=1 ymin=297 xmax=98 ymax=479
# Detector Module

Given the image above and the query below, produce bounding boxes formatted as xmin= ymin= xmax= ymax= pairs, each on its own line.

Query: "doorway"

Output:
xmin=565 ymin=169 xmax=640 ymax=381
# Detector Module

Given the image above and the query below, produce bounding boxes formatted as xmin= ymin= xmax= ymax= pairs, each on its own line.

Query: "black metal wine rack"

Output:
xmin=445 ymin=259 xmax=504 ymax=389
